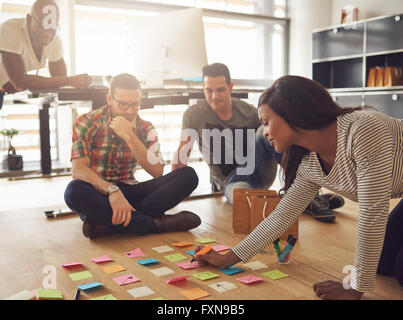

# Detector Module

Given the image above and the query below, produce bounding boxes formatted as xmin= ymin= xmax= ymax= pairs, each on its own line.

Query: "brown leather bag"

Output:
xmin=233 ymin=188 xmax=298 ymax=240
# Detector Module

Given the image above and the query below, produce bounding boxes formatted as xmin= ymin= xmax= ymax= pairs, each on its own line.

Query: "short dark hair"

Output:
xmin=202 ymin=63 xmax=231 ymax=85
xmin=109 ymin=73 xmax=141 ymax=95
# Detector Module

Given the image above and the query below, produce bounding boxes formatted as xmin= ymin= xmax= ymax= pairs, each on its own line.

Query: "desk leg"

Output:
xmin=39 ymin=102 xmax=51 ymax=175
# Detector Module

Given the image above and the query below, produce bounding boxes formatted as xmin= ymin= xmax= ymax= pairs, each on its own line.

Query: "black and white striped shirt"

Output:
xmin=232 ymin=111 xmax=403 ymax=293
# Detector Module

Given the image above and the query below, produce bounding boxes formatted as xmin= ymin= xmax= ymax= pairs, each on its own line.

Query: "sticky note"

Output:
xmin=113 ymin=274 xmax=140 ymax=286
xmin=150 ymin=267 xmax=174 ymax=277
xmin=91 ymin=255 xmax=113 ymax=263
xmin=90 ymin=294 xmax=118 ymax=300
xmin=62 ymin=261 xmax=82 ymax=268
xmin=242 ymin=261 xmax=268 ymax=271
xmin=177 ymin=261 xmax=200 ymax=270
xmin=262 ymin=270 xmax=289 ymax=280
xmin=77 ymin=282 xmax=103 ymax=291
xmin=212 ymin=245 xmax=231 ymax=252
xmin=125 ymin=248 xmax=145 ymax=258
xmin=101 ymin=264 xmax=126 ymax=274
xmin=236 ymin=274 xmax=263 ymax=284
xmin=164 ymin=253 xmax=187 ymax=262
xmin=69 ymin=271 xmax=93 ymax=281
xmin=193 ymin=271 xmax=219 ymax=281
xmin=186 ymin=250 xmax=195 ymax=256
xmin=196 ymin=237 xmax=216 ymax=244
xmin=152 ymin=297 xmax=165 ymax=300
xmin=179 ymin=288 xmax=210 ymax=300
xmin=37 ymin=289 xmax=63 ymax=300
xmin=172 ymin=242 xmax=193 ymax=248
xmin=218 ymin=266 xmax=244 ymax=275
xmin=127 ymin=286 xmax=155 ymax=298
xmin=209 ymin=281 xmax=237 ymax=293
xmin=6 ymin=290 xmax=36 ymax=300
xmin=165 ymin=275 xmax=190 ymax=284
xmin=136 ymin=258 xmax=159 ymax=266
xmin=152 ymin=245 xmax=174 ymax=253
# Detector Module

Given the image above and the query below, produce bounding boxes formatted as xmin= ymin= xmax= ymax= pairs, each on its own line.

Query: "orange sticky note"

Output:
xmin=179 ymin=288 xmax=210 ymax=300
xmin=172 ymin=242 xmax=193 ymax=248
xmin=101 ymin=264 xmax=126 ymax=274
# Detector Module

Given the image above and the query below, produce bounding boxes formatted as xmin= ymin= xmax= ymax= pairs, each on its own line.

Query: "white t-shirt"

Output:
xmin=0 ymin=18 xmax=64 ymax=87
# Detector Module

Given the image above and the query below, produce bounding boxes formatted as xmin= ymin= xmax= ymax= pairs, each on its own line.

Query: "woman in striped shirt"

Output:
xmin=195 ymin=75 xmax=403 ymax=300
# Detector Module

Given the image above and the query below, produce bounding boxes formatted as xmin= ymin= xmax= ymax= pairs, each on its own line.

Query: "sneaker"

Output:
xmin=321 ymin=193 xmax=345 ymax=210
xmin=304 ymin=194 xmax=336 ymax=223
xmin=82 ymin=219 xmax=115 ymax=239
xmin=154 ymin=211 xmax=201 ymax=233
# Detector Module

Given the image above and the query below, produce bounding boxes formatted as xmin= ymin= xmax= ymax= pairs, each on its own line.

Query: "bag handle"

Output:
xmin=262 ymin=201 xmax=268 ymax=220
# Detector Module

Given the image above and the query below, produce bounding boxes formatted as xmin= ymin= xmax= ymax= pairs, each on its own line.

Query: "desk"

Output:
xmin=28 ymin=87 xmax=253 ymax=176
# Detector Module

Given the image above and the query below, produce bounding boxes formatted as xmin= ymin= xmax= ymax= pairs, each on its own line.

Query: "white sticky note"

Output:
xmin=150 ymin=267 xmax=174 ymax=277
xmin=152 ymin=245 xmax=174 ymax=253
xmin=243 ymin=261 xmax=268 ymax=271
xmin=208 ymin=281 xmax=237 ymax=293
xmin=6 ymin=290 xmax=36 ymax=300
xmin=127 ymin=286 xmax=155 ymax=298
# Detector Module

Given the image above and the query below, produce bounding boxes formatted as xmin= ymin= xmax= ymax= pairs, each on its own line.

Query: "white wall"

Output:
xmin=288 ymin=0 xmax=332 ymax=77
xmin=332 ymin=0 xmax=403 ymax=24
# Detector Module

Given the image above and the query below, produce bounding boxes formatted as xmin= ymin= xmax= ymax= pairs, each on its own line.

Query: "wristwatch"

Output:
xmin=106 ymin=184 xmax=120 ymax=196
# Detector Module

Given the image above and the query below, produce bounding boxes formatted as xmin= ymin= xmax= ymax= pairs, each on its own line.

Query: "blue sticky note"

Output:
xmin=218 ymin=266 xmax=245 ymax=275
xmin=186 ymin=250 xmax=195 ymax=256
xmin=77 ymin=282 xmax=103 ymax=291
xmin=136 ymin=258 xmax=159 ymax=265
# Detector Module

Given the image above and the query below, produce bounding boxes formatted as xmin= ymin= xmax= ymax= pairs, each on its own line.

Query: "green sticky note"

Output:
xmin=90 ymin=294 xmax=118 ymax=300
xmin=164 ymin=253 xmax=187 ymax=262
xmin=196 ymin=237 xmax=216 ymax=244
xmin=262 ymin=270 xmax=289 ymax=280
xmin=69 ymin=270 xmax=93 ymax=281
xmin=152 ymin=297 xmax=165 ymax=300
xmin=193 ymin=271 xmax=219 ymax=281
xmin=37 ymin=289 xmax=63 ymax=300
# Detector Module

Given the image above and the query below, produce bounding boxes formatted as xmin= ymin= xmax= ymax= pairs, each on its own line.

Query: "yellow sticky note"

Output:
xmin=179 ymin=288 xmax=210 ymax=300
xmin=101 ymin=264 xmax=126 ymax=274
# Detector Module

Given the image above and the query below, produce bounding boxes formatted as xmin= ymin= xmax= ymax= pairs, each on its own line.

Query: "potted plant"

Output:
xmin=1 ymin=128 xmax=23 ymax=170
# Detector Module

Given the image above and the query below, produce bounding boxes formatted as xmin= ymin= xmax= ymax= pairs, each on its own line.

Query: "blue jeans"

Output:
xmin=377 ymin=199 xmax=403 ymax=286
xmin=224 ymin=125 xmax=282 ymax=204
xmin=64 ymin=166 xmax=199 ymax=235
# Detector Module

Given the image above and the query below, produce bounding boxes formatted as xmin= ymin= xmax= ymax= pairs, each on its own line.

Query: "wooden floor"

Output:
xmin=0 ymin=182 xmax=402 ymax=300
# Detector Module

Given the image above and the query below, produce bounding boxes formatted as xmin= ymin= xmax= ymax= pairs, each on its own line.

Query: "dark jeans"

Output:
xmin=64 ymin=166 xmax=199 ymax=236
xmin=224 ymin=125 xmax=282 ymax=204
xmin=377 ymin=199 xmax=403 ymax=286
xmin=0 ymin=92 xmax=4 ymax=110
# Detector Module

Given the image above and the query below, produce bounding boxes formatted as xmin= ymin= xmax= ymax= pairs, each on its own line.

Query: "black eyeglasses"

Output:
xmin=31 ymin=15 xmax=60 ymax=33
xmin=112 ymin=96 xmax=142 ymax=111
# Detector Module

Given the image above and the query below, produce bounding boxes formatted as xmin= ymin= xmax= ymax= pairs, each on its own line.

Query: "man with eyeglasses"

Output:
xmin=64 ymin=73 xmax=201 ymax=239
xmin=0 ymin=0 xmax=91 ymax=109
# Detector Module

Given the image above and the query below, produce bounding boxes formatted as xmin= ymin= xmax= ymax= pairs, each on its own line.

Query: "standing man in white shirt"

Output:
xmin=0 ymin=0 xmax=91 ymax=109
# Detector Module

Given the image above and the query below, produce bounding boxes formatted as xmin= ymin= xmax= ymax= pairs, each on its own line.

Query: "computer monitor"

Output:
xmin=129 ymin=8 xmax=208 ymax=87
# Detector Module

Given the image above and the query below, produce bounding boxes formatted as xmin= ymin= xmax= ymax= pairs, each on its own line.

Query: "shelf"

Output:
xmin=328 ymin=86 xmax=403 ymax=94
xmin=312 ymin=54 xmax=363 ymax=63
xmin=365 ymin=48 xmax=403 ymax=57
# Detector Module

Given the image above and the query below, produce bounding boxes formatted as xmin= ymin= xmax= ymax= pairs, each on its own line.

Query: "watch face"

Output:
xmin=108 ymin=185 xmax=119 ymax=194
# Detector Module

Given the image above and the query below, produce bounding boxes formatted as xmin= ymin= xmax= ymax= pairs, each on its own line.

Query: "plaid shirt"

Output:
xmin=71 ymin=105 xmax=161 ymax=184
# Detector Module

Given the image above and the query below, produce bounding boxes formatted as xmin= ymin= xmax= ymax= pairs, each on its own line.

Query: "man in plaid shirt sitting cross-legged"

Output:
xmin=64 ymin=73 xmax=201 ymax=239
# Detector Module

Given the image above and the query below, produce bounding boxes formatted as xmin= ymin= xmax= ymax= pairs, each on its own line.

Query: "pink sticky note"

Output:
xmin=113 ymin=274 xmax=140 ymax=286
xmin=212 ymin=245 xmax=231 ymax=252
xmin=91 ymin=255 xmax=113 ymax=263
xmin=62 ymin=261 xmax=82 ymax=268
xmin=31 ymin=289 xmax=39 ymax=300
xmin=125 ymin=248 xmax=146 ymax=259
xmin=166 ymin=275 xmax=190 ymax=284
xmin=236 ymin=274 xmax=263 ymax=284
xmin=177 ymin=261 xmax=201 ymax=270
